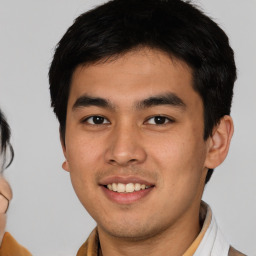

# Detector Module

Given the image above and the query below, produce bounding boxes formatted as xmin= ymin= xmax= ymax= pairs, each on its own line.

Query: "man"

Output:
xmin=49 ymin=0 xmax=245 ymax=255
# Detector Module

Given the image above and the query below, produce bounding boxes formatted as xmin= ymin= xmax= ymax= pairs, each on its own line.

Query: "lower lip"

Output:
xmin=101 ymin=186 xmax=154 ymax=204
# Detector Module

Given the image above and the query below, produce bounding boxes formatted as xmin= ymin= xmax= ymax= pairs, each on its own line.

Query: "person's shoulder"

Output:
xmin=0 ymin=232 xmax=32 ymax=256
xmin=228 ymin=246 xmax=247 ymax=256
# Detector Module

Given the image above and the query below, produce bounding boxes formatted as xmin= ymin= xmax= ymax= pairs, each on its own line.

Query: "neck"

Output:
xmin=98 ymin=202 xmax=202 ymax=256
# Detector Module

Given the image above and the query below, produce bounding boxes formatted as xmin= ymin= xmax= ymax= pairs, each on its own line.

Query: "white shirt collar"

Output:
xmin=194 ymin=202 xmax=230 ymax=256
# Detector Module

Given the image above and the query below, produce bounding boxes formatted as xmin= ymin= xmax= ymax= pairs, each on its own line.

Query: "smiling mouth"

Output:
xmin=105 ymin=183 xmax=153 ymax=193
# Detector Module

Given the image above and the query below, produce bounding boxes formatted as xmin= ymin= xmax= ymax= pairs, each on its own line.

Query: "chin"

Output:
xmin=99 ymin=220 xmax=167 ymax=241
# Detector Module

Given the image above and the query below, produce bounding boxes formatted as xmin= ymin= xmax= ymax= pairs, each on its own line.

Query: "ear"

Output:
xmin=59 ymin=128 xmax=70 ymax=172
xmin=204 ymin=115 xmax=234 ymax=169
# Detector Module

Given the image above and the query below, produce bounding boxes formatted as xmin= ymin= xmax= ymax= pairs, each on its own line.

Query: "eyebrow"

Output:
xmin=72 ymin=94 xmax=114 ymax=111
xmin=72 ymin=92 xmax=186 ymax=111
xmin=135 ymin=93 xmax=186 ymax=110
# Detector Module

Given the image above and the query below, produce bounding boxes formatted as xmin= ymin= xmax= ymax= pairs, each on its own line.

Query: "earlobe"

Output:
xmin=62 ymin=160 xmax=70 ymax=172
xmin=59 ymin=127 xmax=70 ymax=172
xmin=205 ymin=115 xmax=234 ymax=169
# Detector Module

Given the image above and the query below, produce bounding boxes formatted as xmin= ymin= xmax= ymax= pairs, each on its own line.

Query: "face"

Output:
xmin=63 ymin=48 xmax=211 ymax=240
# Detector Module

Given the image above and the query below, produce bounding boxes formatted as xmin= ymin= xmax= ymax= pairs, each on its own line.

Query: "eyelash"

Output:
xmin=144 ymin=116 xmax=174 ymax=125
xmin=82 ymin=115 xmax=110 ymax=125
xmin=81 ymin=115 xmax=174 ymax=126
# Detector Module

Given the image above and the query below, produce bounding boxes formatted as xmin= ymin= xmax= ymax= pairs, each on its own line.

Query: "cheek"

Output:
xmin=67 ymin=145 xmax=99 ymax=213
xmin=65 ymin=136 xmax=102 ymax=199
xmin=149 ymin=136 xmax=202 ymax=168
xmin=148 ymin=131 xmax=207 ymax=187
xmin=66 ymin=134 xmax=103 ymax=170
xmin=153 ymin=140 xmax=206 ymax=214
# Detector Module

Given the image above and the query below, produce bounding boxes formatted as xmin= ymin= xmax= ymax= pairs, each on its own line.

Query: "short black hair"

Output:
xmin=49 ymin=0 xmax=237 ymax=183
xmin=0 ymin=109 xmax=14 ymax=171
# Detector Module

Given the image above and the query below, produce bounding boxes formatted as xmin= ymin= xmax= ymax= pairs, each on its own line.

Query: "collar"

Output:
xmin=183 ymin=201 xmax=212 ymax=256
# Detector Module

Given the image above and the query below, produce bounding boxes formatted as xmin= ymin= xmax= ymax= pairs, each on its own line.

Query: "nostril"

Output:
xmin=108 ymin=158 xmax=138 ymax=166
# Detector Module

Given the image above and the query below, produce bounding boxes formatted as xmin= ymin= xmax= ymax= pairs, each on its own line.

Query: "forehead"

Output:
xmin=69 ymin=48 xmax=199 ymax=107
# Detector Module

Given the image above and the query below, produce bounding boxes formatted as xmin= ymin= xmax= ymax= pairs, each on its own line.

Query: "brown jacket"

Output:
xmin=228 ymin=246 xmax=246 ymax=256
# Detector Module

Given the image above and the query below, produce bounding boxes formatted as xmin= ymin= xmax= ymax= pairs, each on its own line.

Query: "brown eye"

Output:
xmin=154 ymin=116 xmax=167 ymax=124
xmin=146 ymin=116 xmax=173 ymax=125
xmin=85 ymin=116 xmax=110 ymax=125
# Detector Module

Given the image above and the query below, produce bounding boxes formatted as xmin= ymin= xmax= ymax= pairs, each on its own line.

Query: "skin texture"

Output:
xmin=62 ymin=48 xmax=233 ymax=256
xmin=0 ymin=177 xmax=12 ymax=245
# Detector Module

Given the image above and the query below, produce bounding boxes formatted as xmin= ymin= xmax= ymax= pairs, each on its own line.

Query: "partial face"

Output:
xmin=63 ymin=48 xmax=210 ymax=240
xmin=0 ymin=177 xmax=12 ymax=243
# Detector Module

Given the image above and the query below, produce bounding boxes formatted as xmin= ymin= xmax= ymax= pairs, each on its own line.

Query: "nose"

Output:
xmin=104 ymin=122 xmax=147 ymax=166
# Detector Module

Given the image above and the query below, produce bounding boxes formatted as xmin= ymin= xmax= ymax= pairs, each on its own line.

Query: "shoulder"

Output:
xmin=0 ymin=232 xmax=32 ymax=256
xmin=228 ymin=246 xmax=247 ymax=256
xmin=77 ymin=240 xmax=89 ymax=256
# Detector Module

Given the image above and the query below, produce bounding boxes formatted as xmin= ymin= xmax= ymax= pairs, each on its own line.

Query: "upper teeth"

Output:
xmin=107 ymin=183 xmax=150 ymax=193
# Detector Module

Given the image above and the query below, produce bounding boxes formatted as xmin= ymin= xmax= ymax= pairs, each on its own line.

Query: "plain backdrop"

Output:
xmin=0 ymin=0 xmax=255 ymax=255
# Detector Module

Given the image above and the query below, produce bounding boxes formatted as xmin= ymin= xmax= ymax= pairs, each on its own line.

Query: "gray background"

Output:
xmin=0 ymin=0 xmax=255 ymax=255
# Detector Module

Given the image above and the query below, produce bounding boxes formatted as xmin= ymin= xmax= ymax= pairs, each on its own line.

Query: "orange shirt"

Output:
xmin=0 ymin=232 xmax=32 ymax=256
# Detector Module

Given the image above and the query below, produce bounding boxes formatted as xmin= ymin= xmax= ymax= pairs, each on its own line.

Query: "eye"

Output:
xmin=84 ymin=116 xmax=110 ymax=125
xmin=146 ymin=116 xmax=173 ymax=125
